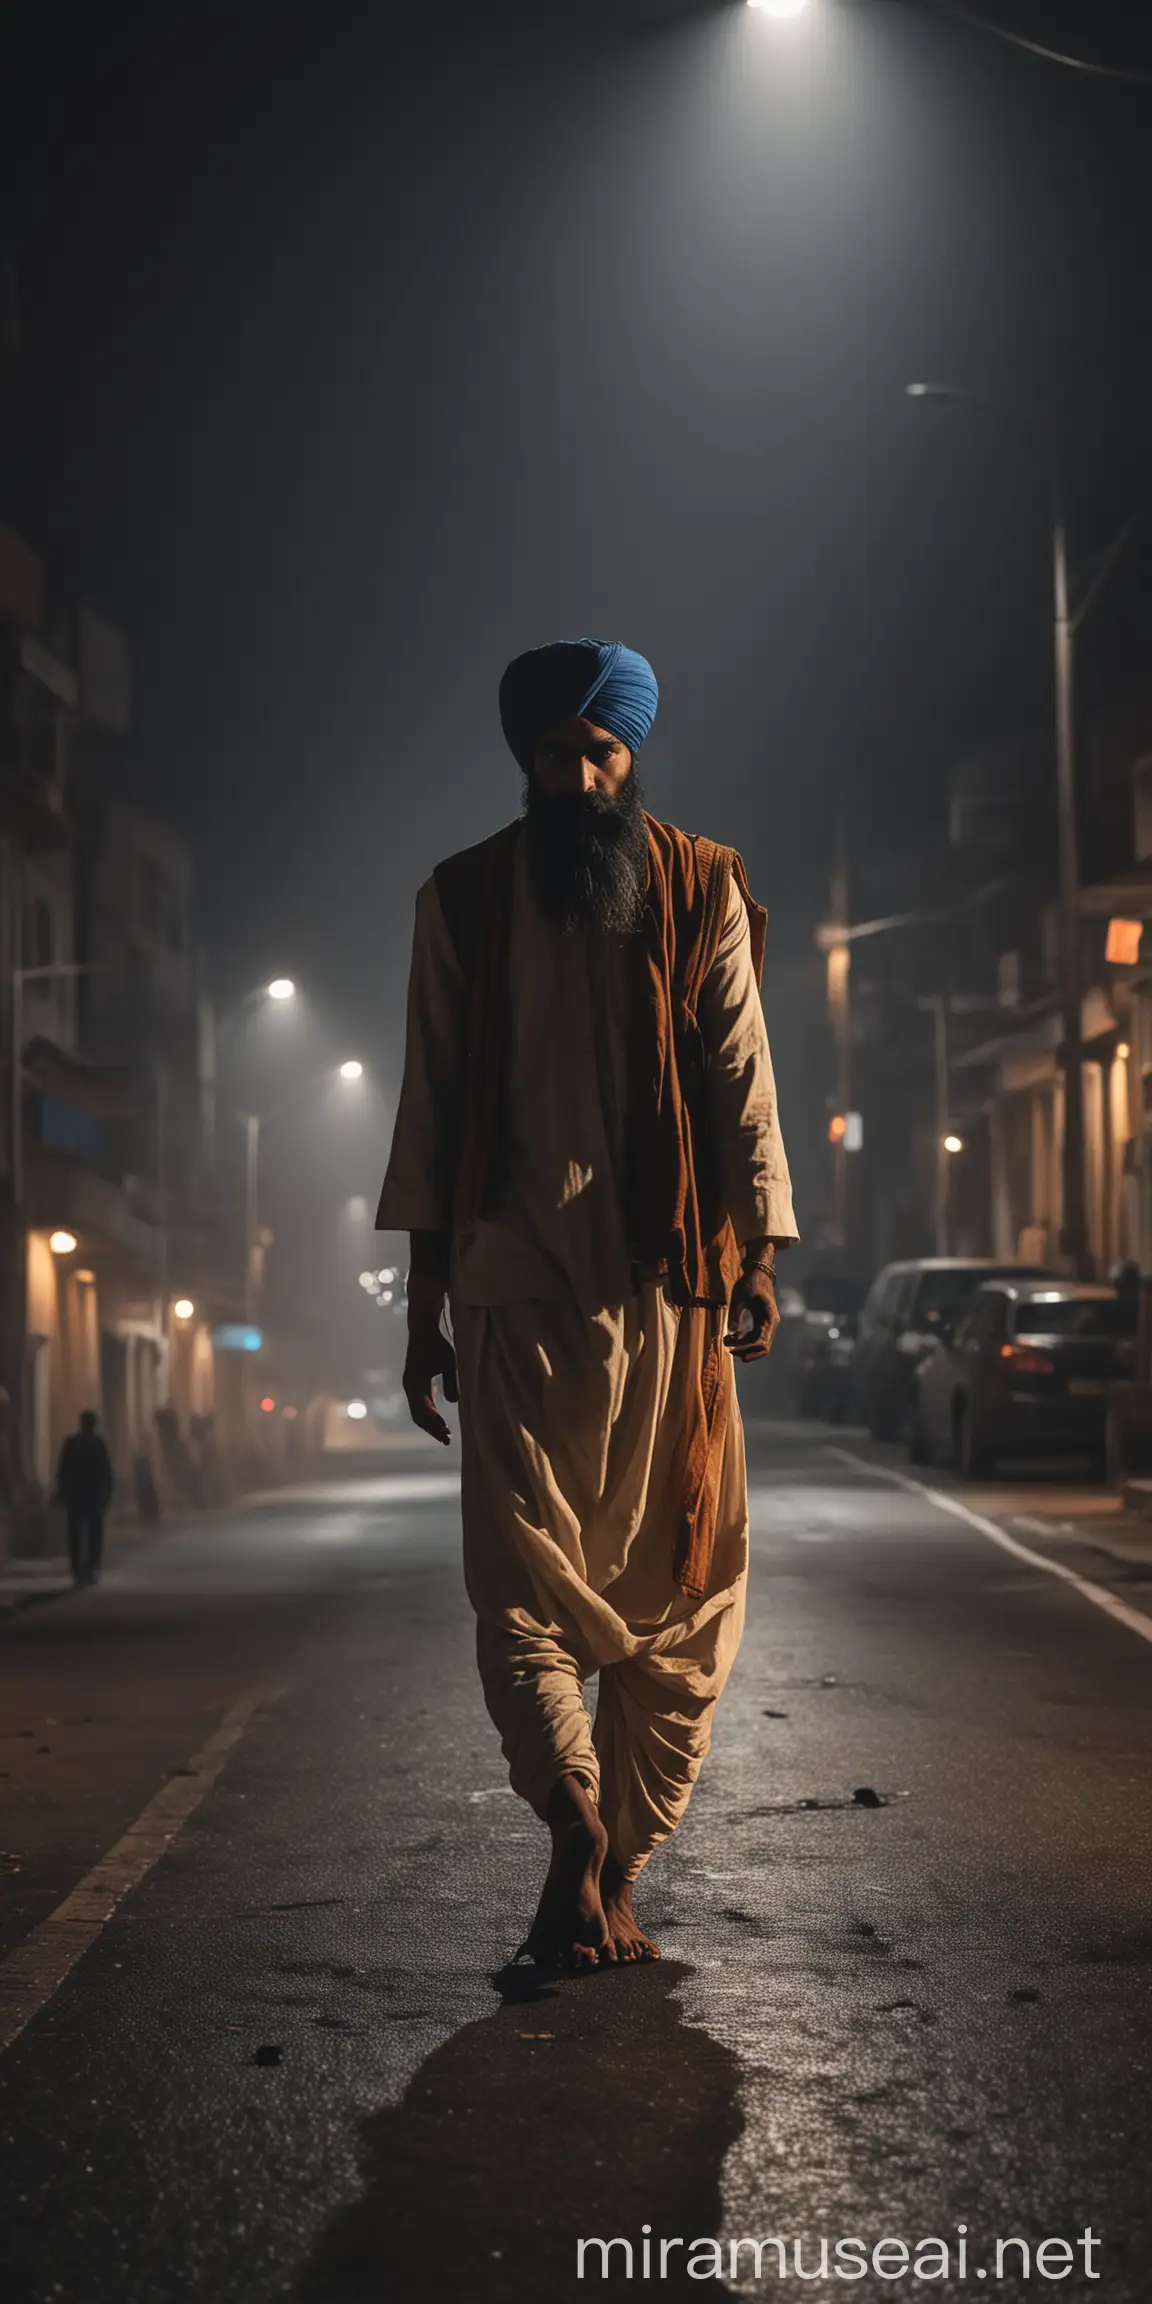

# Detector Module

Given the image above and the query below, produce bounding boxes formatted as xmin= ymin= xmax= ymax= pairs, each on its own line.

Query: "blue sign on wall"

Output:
xmin=40 ymin=1094 xmax=105 ymax=1165
xmin=212 ymin=1324 xmax=264 ymax=1353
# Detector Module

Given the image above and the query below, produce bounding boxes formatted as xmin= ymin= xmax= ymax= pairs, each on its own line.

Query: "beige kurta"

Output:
xmin=378 ymin=828 xmax=796 ymax=1876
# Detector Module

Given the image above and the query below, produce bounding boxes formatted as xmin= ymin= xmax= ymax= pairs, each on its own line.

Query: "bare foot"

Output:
xmin=517 ymin=1775 xmax=612 ymax=1972
xmin=600 ymin=1854 xmax=660 ymax=1963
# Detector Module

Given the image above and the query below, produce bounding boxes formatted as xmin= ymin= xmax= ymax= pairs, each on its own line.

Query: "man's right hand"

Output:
xmin=403 ymin=1319 xmax=459 ymax=1446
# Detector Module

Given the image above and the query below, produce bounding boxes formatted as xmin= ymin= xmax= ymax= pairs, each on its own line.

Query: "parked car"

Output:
xmin=790 ymin=1277 xmax=867 ymax=1420
xmin=911 ymin=1279 xmax=1137 ymax=1478
xmin=852 ymin=1258 xmax=1049 ymax=1441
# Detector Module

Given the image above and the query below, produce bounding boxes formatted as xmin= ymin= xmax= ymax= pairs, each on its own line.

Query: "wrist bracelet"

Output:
xmin=744 ymin=1256 xmax=777 ymax=1283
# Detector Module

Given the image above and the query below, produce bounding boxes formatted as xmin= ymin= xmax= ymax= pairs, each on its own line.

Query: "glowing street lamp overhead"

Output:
xmin=49 ymin=1230 xmax=78 ymax=1255
xmin=346 ymin=1398 xmax=368 ymax=1421
xmin=173 ymin=1298 xmax=196 ymax=1321
xmin=943 ymin=1134 xmax=964 ymax=1156
xmin=339 ymin=1059 xmax=364 ymax=1080
xmin=266 ymin=978 xmax=296 ymax=1002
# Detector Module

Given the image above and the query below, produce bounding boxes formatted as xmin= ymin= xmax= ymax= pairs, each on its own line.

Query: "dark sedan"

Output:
xmin=789 ymin=1277 xmax=867 ymax=1420
xmin=911 ymin=1279 xmax=1137 ymax=1479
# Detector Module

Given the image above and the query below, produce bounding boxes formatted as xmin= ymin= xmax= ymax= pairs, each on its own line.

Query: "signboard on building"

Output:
xmin=78 ymin=606 xmax=132 ymax=732
xmin=0 ymin=524 xmax=42 ymax=629
xmin=212 ymin=1324 xmax=263 ymax=1353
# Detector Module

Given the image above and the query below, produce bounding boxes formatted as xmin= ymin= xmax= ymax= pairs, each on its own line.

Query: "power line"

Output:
xmin=924 ymin=0 xmax=1152 ymax=85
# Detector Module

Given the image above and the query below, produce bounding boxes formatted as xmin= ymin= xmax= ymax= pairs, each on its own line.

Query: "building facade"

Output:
xmin=0 ymin=524 xmax=239 ymax=1550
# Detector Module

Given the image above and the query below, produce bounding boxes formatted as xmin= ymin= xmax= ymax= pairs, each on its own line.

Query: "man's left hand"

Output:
xmin=724 ymin=1265 xmax=780 ymax=1362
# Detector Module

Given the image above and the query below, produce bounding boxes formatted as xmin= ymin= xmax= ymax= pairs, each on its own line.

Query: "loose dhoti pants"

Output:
xmin=453 ymin=1284 xmax=748 ymax=1880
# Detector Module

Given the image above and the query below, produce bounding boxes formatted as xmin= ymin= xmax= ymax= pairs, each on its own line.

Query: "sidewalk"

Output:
xmin=982 ymin=1487 xmax=1152 ymax=1573
xmin=0 ymin=1503 xmax=212 ymax=1612
xmin=0 ymin=1431 xmax=452 ymax=1613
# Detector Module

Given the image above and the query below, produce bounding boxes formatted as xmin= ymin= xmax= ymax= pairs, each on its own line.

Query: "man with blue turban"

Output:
xmin=378 ymin=638 xmax=797 ymax=1969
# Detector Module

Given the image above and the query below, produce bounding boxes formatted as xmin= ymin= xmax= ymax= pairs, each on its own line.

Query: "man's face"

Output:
xmin=530 ymin=717 xmax=633 ymax=801
xmin=522 ymin=717 xmax=647 ymax=934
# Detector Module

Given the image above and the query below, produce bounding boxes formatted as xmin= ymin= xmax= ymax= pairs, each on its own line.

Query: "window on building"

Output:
xmin=138 ymin=853 xmax=163 ymax=936
xmin=997 ymin=950 xmax=1020 ymax=1009
xmin=1133 ymin=757 xmax=1152 ymax=864
xmin=126 ymin=942 xmax=153 ymax=1009
xmin=25 ymin=896 xmax=53 ymax=975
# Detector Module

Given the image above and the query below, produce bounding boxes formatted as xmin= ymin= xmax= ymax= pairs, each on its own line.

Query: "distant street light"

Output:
xmin=49 ymin=1230 xmax=77 ymax=1256
xmin=173 ymin=1298 xmax=196 ymax=1321
xmin=266 ymin=978 xmax=296 ymax=1002
xmin=346 ymin=1398 xmax=368 ymax=1421
xmin=242 ymin=1061 xmax=373 ymax=1319
xmin=943 ymin=1134 xmax=964 ymax=1157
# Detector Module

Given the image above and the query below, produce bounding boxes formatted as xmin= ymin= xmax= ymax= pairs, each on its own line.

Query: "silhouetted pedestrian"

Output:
xmin=55 ymin=1410 xmax=114 ymax=1586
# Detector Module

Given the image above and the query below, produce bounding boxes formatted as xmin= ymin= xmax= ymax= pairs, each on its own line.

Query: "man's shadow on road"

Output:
xmin=298 ymin=1959 xmax=742 ymax=2302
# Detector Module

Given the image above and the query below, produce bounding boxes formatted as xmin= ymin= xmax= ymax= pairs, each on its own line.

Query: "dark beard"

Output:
xmin=523 ymin=772 xmax=649 ymax=934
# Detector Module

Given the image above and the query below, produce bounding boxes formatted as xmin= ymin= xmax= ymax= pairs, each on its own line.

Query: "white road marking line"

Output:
xmin=0 ymin=1681 xmax=288 ymax=2058
xmin=823 ymin=1446 xmax=1152 ymax=1650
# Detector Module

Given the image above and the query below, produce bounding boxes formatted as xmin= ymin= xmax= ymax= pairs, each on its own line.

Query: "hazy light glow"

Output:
xmin=339 ymin=1059 xmax=364 ymax=1080
xmin=1117 ymin=1042 xmax=1131 ymax=1060
xmin=943 ymin=1134 xmax=964 ymax=1155
xmin=267 ymin=978 xmax=296 ymax=1001
xmin=49 ymin=1230 xmax=78 ymax=1255
xmin=346 ymin=1398 xmax=369 ymax=1420
xmin=747 ymin=0 xmax=811 ymax=14
xmin=173 ymin=1298 xmax=196 ymax=1321
xmin=260 ymin=1396 xmax=276 ymax=1412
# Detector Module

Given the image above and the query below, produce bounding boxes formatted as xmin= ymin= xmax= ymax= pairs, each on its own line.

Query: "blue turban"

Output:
xmin=498 ymin=637 xmax=659 ymax=771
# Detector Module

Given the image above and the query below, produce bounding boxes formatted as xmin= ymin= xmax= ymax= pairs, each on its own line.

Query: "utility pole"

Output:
xmin=904 ymin=383 xmax=1131 ymax=1282
xmin=1052 ymin=502 xmax=1091 ymax=1277
xmin=920 ymin=993 xmax=952 ymax=1255
xmin=244 ymin=1112 xmax=260 ymax=1323
xmin=827 ymin=848 xmax=851 ymax=1251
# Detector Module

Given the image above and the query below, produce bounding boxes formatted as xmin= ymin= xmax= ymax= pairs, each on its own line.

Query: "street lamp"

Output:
xmin=49 ymin=1230 xmax=77 ymax=1256
xmin=242 ymin=1059 xmax=371 ymax=1320
xmin=266 ymin=978 xmax=296 ymax=1002
xmin=905 ymin=379 xmax=1103 ymax=1278
xmin=173 ymin=1298 xmax=195 ymax=1321
xmin=943 ymin=1134 xmax=964 ymax=1157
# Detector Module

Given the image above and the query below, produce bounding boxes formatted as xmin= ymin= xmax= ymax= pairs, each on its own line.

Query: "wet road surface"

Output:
xmin=0 ymin=1423 xmax=1149 ymax=2301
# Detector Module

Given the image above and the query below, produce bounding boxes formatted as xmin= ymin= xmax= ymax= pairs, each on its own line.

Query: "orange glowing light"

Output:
xmin=260 ymin=1396 xmax=276 ymax=1413
xmin=1106 ymin=917 xmax=1143 ymax=966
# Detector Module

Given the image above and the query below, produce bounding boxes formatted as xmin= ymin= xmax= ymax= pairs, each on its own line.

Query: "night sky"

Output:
xmin=6 ymin=0 xmax=1152 ymax=1285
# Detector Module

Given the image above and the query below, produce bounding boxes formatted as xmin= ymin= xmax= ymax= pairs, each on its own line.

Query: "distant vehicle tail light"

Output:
xmin=1000 ymin=1342 xmax=1055 ymax=1376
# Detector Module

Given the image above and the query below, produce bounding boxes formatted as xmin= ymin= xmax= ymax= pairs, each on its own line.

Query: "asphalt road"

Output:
xmin=0 ymin=1420 xmax=1149 ymax=2303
